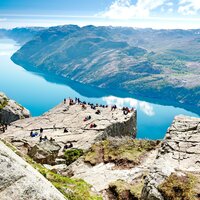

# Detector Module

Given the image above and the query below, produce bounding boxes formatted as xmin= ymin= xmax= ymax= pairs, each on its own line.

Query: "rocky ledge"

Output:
xmin=0 ymin=140 xmax=66 ymax=200
xmin=141 ymin=115 xmax=200 ymax=200
xmin=2 ymin=100 xmax=136 ymax=163
xmin=0 ymin=92 xmax=30 ymax=124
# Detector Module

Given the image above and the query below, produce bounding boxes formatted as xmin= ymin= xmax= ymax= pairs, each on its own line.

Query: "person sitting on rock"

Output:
xmin=44 ymin=136 xmax=48 ymax=141
xmin=82 ymin=104 xmax=86 ymax=110
xmin=30 ymin=131 xmax=38 ymax=137
xmin=63 ymin=142 xmax=73 ymax=150
xmin=69 ymin=98 xmax=74 ymax=106
xmin=50 ymin=137 xmax=55 ymax=142
xmin=95 ymin=109 xmax=101 ymax=115
xmin=83 ymin=115 xmax=91 ymax=121
xmin=90 ymin=123 xmax=97 ymax=128
xmin=91 ymin=105 xmax=96 ymax=110
xmin=64 ymin=128 xmax=68 ymax=133
xmin=111 ymin=105 xmax=117 ymax=111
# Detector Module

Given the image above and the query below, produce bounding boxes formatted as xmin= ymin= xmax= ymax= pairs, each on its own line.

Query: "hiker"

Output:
xmin=90 ymin=123 xmax=97 ymax=128
xmin=39 ymin=136 xmax=43 ymax=142
xmin=30 ymin=131 xmax=33 ymax=137
xmin=69 ymin=98 xmax=74 ymax=105
xmin=111 ymin=105 xmax=117 ymax=111
xmin=44 ymin=136 xmax=48 ymax=141
xmin=83 ymin=115 xmax=91 ymax=122
xmin=64 ymin=128 xmax=68 ymax=133
xmin=40 ymin=128 xmax=43 ymax=134
xmin=82 ymin=104 xmax=86 ymax=110
xmin=50 ymin=137 xmax=55 ymax=142
xmin=95 ymin=110 xmax=101 ymax=115
xmin=53 ymin=124 xmax=56 ymax=131
xmin=30 ymin=131 xmax=38 ymax=137
xmin=63 ymin=98 xmax=66 ymax=104
xmin=63 ymin=142 xmax=73 ymax=150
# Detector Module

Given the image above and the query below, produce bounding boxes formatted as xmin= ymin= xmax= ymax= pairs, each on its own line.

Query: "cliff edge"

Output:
xmin=0 ymin=92 xmax=30 ymax=124
xmin=141 ymin=115 xmax=200 ymax=200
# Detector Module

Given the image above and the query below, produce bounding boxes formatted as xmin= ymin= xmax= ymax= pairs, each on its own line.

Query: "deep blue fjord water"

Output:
xmin=0 ymin=38 xmax=199 ymax=139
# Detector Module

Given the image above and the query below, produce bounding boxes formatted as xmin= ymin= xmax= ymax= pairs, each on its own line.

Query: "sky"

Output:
xmin=0 ymin=0 xmax=200 ymax=29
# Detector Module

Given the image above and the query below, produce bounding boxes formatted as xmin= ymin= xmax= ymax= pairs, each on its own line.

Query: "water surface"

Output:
xmin=0 ymin=38 xmax=199 ymax=139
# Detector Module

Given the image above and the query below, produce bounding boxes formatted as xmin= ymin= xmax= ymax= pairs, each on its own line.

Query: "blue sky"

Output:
xmin=0 ymin=0 xmax=200 ymax=29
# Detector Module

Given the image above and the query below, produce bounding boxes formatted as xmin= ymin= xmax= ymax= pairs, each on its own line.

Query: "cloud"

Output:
xmin=139 ymin=102 xmax=155 ymax=116
xmin=102 ymin=96 xmax=155 ymax=116
xmin=100 ymin=0 xmax=168 ymax=19
xmin=178 ymin=0 xmax=200 ymax=15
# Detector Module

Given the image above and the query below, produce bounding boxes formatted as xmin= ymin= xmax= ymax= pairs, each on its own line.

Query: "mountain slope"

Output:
xmin=11 ymin=25 xmax=200 ymax=112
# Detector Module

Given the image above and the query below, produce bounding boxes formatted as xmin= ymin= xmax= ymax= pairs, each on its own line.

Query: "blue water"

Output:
xmin=0 ymin=38 xmax=199 ymax=139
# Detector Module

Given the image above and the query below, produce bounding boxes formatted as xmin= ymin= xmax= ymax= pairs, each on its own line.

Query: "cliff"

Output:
xmin=0 ymin=92 xmax=30 ymax=124
xmin=141 ymin=115 xmax=200 ymax=200
xmin=2 ymin=99 xmax=136 ymax=156
xmin=0 ymin=140 xmax=66 ymax=200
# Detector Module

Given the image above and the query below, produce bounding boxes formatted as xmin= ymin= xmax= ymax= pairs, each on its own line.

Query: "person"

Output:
xmin=39 ymin=136 xmax=43 ymax=142
xmin=53 ymin=124 xmax=56 ymax=131
xmin=111 ymin=105 xmax=117 ymax=111
xmin=64 ymin=98 xmax=66 ymax=104
xmin=95 ymin=110 xmax=101 ymax=115
xmin=90 ymin=123 xmax=97 ymax=128
xmin=50 ymin=137 xmax=55 ymax=142
xmin=30 ymin=131 xmax=33 ymax=137
xmin=40 ymin=128 xmax=43 ymax=134
xmin=64 ymin=128 xmax=68 ymax=133
xmin=44 ymin=136 xmax=48 ymax=141
xmin=82 ymin=104 xmax=86 ymax=110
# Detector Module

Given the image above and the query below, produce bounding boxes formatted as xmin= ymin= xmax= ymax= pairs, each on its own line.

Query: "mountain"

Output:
xmin=0 ymin=27 xmax=46 ymax=44
xmin=11 ymin=25 xmax=200 ymax=112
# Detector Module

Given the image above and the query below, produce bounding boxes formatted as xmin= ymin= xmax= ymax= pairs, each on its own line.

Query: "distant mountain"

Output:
xmin=0 ymin=27 xmax=46 ymax=44
xmin=11 ymin=25 xmax=200 ymax=111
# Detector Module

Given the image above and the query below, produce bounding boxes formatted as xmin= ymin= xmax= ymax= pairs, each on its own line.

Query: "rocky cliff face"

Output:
xmin=141 ymin=115 xmax=200 ymax=200
xmin=0 ymin=92 xmax=30 ymax=124
xmin=0 ymin=140 xmax=66 ymax=200
xmin=2 ymin=100 xmax=136 ymax=156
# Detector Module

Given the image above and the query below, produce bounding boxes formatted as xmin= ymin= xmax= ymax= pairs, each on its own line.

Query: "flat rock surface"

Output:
xmin=141 ymin=115 xmax=200 ymax=200
xmin=0 ymin=140 xmax=66 ymax=200
xmin=2 ymin=101 xmax=136 ymax=151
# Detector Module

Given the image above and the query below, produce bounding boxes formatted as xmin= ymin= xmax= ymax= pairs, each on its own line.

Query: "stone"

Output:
xmin=27 ymin=140 xmax=61 ymax=165
xmin=0 ymin=140 xmax=66 ymax=200
xmin=0 ymin=92 xmax=30 ymax=124
xmin=141 ymin=115 xmax=200 ymax=200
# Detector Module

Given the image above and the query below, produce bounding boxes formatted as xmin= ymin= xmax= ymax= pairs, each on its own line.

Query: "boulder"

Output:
xmin=0 ymin=140 xmax=66 ymax=200
xmin=141 ymin=115 xmax=200 ymax=200
xmin=28 ymin=141 xmax=61 ymax=165
xmin=0 ymin=92 xmax=30 ymax=124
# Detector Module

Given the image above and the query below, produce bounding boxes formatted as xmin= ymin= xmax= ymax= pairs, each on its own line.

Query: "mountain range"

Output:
xmin=10 ymin=25 xmax=200 ymax=112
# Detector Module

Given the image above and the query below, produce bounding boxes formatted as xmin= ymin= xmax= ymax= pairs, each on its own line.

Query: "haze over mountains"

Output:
xmin=9 ymin=25 xmax=200 ymax=112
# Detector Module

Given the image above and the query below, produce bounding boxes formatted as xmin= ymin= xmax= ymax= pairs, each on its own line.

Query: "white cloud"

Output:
xmin=139 ymin=102 xmax=155 ymax=116
xmin=102 ymin=96 xmax=155 ymax=116
xmin=100 ymin=0 xmax=168 ymax=19
xmin=178 ymin=0 xmax=200 ymax=15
